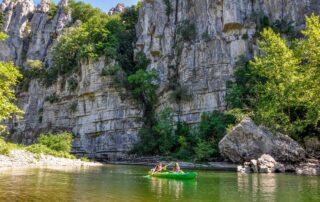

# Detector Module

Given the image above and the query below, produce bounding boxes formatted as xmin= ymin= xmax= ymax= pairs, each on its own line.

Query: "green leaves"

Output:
xmin=0 ymin=60 xmax=24 ymax=132
xmin=128 ymin=69 xmax=158 ymax=104
xmin=227 ymin=15 xmax=320 ymax=139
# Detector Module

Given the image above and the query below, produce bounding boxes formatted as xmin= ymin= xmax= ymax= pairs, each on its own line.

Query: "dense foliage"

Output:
xmin=44 ymin=1 xmax=141 ymax=87
xmin=227 ymin=15 xmax=320 ymax=141
xmin=133 ymin=109 xmax=238 ymax=161
xmin=1 ymin=132 xmax=79 ymax=160
xmin=0 ymin=33 xmax=24 ymax=133
xmin=26 ymin=132 xmax=75 ymax=159
xmin=0 ymin=137 xmax=24 ymax=155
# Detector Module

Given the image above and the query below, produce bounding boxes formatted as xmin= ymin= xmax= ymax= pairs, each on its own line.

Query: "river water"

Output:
xmin=0 ymin=165 xmax=319 ymax=202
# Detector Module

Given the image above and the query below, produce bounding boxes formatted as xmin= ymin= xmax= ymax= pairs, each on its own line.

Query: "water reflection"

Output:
xmin=237 ymin=173 xmax=277 ymax=202
xmin=149 ymin=177 xmax=197 ymax=199
xmin=0 ymin=167 xmax=104 ymax=202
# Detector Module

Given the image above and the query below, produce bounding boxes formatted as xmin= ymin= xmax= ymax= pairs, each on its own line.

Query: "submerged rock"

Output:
xmin=219 ymin=118 xmax=306 ymax=164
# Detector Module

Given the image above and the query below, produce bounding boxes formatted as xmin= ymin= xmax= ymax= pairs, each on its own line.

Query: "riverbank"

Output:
xmin=110 ymin=160 xmax=238 ymax=171
xmin=0 ymin=149 xmax=103 ymax=169
xmin=105 ymin=156 xmax=319 ymax=175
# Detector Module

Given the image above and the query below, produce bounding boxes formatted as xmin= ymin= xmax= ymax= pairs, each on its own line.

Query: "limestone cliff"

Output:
xmin=136 ymin=0 xmax=320 ymax=123
xmin=1 ymin=0 xmax=319 ymax=160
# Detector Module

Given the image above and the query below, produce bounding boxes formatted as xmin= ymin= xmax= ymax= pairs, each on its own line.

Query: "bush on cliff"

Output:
xmin=226 ymin=15 xmax=320 ymax=141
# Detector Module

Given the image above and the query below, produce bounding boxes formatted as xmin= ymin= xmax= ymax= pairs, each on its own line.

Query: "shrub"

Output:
xmin=69 ymin=102 xmax=78 ymax=112
xmin=26 ymin=144 xmax=75 ymax=159
xmin=68 ymin=77 xmax=78 ymax=91
xmin=0 ymin=138 xmax=9 ymax=155
xmin=48 ymin=0 xmax=58 ymax=20
xmin=26 ymin=60 xmax=44 ymax=70
xmin=45 ymin=93 xmax=60 ymax=104
xmin=195 ymin=111 xmax=237 ymax=158
xmin=68 ymin=0 xmax=103 ymax=23
xmin=177 ymin=20 xmax=197 ymax=42
xmin=194 ymin=141 xmax=216 ymax=162
xmin=0 ymin=11 xmax=4 ymax=29
xmin=163 ymin=0 xmax=172 ymax=17
xmin=304 ymin=136 xmax=320 ymax=155
xmin=128 ymin=69 xmax=158 ymax=105
xmin=133 ymin=108 xmax=177 ymax=155
xmin=25 ymin=132 xmax=75 ymax=159
xmin=19 ymin=62 xmax=45 ymax=91
xmin=37 ymin=132 xmax=73 ymax=153
xmin=80 ymin=157 xmax=90 ymax=162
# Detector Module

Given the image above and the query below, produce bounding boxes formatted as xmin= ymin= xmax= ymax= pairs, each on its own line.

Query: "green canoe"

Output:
xmin=148 ymin=171 xmax=198 ymax=179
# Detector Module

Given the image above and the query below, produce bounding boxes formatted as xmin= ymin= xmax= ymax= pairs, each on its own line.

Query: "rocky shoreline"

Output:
xmin=0 ymin=150 xmax=103 ymax=169
xmin=1 ymin=150 xmax=319 ymax=176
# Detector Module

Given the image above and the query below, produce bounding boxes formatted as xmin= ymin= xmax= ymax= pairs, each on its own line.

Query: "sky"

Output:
xmin=34 ymin=0 xmax=138 ymax=11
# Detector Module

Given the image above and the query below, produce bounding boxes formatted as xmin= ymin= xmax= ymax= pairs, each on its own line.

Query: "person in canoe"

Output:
xmin=172 ymin=163 xmax=184 ymax=173
xmin=150 ymin=162 xmax=163 ymax=173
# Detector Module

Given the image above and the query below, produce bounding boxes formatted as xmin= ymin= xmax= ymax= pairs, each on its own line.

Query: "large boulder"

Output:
xmin=219 ymin=118 xmax=306 ymax=163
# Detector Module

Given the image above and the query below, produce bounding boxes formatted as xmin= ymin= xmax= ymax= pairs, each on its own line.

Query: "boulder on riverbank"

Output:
xmin=237 ymin=154 xmax=285 ymax=174
xmin=0 ymin=150 xmax=103 ymax=168
xmin=219 ymin=118 xmax=306 ymax=163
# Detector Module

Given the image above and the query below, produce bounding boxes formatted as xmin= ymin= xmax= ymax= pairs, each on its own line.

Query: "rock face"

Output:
xmin=107 ymin=3 xmax=125 ymax=15
xmin=10 ymin=58 xmax=143 ymax=160
xmin=219 ymin=118 xmax=306 ymax=163
xmin=0 ymin=0 xmax=71 ymax=66
xmin=135 ymin=0 xmax=320 ymax=123
xmin=1 ymin=0 xmax=320 ymax=160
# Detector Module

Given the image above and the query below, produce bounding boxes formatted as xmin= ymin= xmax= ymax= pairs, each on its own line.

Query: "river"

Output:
xmin=0 ymin=165 xmax=319 ymax=202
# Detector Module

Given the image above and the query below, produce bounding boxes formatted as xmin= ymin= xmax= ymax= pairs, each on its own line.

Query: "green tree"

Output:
xmin=128 ymin=69 xmax=158 ymax=107
xmin=250 ymin=27 xmax=300 ymax=133
xmin=0 ymin=33 xmax=23 ymax=132
xmin=227 ymin=15 xmax=320 ymax=139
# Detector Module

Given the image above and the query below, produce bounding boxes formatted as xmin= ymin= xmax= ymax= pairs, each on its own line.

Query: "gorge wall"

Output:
xmin=1 ymin=0 xmax=319 ymax=160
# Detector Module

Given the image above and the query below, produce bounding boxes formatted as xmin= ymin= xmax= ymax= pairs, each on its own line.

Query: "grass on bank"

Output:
xmin=0 ymin=132 xmax=81 ymax=160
